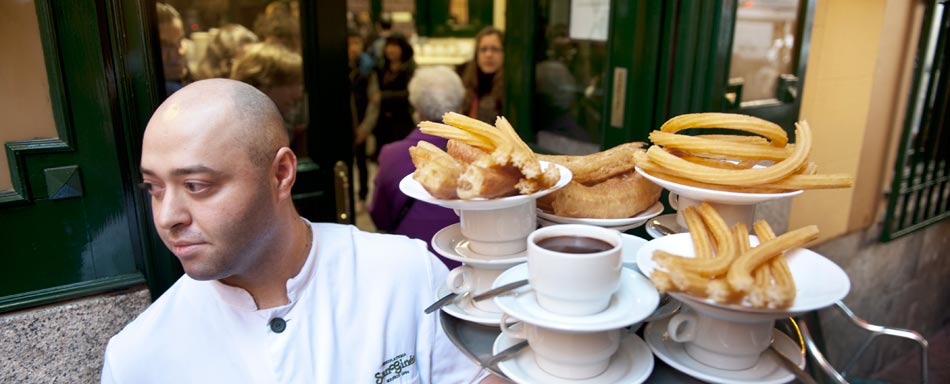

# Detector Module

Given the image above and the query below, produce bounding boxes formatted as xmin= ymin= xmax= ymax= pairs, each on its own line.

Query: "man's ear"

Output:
xmin=273 ymin=147 xmax=297 ymax=201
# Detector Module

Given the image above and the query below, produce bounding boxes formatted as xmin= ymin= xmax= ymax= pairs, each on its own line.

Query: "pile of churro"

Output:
xmin=651 ymin=203 xmax=818 ymax=309
xmin=636 ymin=113 xmax=854 ymax=193
xmin=536 ymin=143 xmax=662 ymax=219
xmin=410 ymin=113 xmax=561 ymax=199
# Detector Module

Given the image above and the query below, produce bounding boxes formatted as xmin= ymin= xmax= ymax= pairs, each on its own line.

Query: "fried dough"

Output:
xmin=448 ymin=140 xmax=521 ymax=199
xmin=409 ymin=141 xmax=463 ymax=199
xmin=550 ymin=171 xmax=661 ymax=219
xmin=536 ymin=142 xmax=643 ymax=184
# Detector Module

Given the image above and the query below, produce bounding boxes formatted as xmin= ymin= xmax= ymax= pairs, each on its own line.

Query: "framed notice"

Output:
xmin=569 ymin=0 xmax=610 ymax=41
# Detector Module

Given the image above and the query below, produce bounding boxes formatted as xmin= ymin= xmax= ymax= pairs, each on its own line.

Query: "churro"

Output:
xmin=726 ymin=225 xmax=818 ymax=292
xmin=650 ymin=131 xmax=792 ymax=161
xmin=660 ymin=113 xmax=789 ymax=147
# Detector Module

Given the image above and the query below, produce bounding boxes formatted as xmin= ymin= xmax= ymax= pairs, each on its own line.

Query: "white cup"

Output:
xmin=527 ymin=224 xmax=623 ymax=316
xmin=501 ymin=314 xmax=621 ymax=379
xmin=459 ymin=201 xmax=537 ymax=256
xmin=669 ymin=192 xmax=755 ymax=230
xmin=667 ymin=307 xmax=775 ymax=370
xmin=445 ymin=265 xmax=506 ymax=312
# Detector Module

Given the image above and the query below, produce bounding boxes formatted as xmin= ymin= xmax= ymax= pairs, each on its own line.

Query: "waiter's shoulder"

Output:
xmin=347 ymin=224 xmax=431 ymax=263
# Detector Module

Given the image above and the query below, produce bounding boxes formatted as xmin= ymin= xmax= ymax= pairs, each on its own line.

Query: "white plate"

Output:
xmin=644 ymin=213 xmax=684 ymax=239
xmin=636 ymin=233 xmax=851 ymax=319
xmin=494 ymin=331 xmax=654 ymax=384
xmin=399 ymin=162 xmax=572 ymax=211
xmin=493 ymin=264 xmax=659 ymax=332
xmin=536 ymin=201 xmax=664 ymax=229
xmin=635 ymin=167 xmax=803 ymax=205
xmin=431 ymin=223 xmax=527 ymax=267
xmin=644 ymin=317 xmax=804 ymax=384
xmin=538 ymin=218 xmax=641 ymax=233
xmin=435 ymin=282 xmax=503 ymax=325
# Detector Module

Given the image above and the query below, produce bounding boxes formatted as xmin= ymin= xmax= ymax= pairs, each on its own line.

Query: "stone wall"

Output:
xmin=811 ymin=219 xmax=950 ymax=379
xmin=0 ymin=287 xmax=151 ymax=383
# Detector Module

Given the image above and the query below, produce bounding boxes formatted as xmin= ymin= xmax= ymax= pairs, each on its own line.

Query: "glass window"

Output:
xmin=533 ymin=0 xmax=609 ymax=155
xmin=0 ymin=0 xmax=58 ymax=191
xmin=729 ymin=0 xmax=800 ymax=104
xmin=156 ymin=1 xmax=307 ymax=155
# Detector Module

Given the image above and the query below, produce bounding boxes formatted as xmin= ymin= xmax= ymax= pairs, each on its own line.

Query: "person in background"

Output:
xmin=230 ymin=42 xmax=306 ymax=155
xmin=368 ymin=13 xmax=394 ymax=63
xmin=458 ymin=26 xmax=504 ymax=123
xmin=373 ymin=33 xmax=416 ymax=160
xmin=348 ymin=31 xmax=380 ymax=205
xmin=369 ymin=66 xmax=464 ymax=269
xmin=102 ymin=79 xmax=503 ymax=383
xmin=157 ymin=2 xmax=189 ymax=94
xmin=193 ymin=24 xmax=258 ymax=80
xmin=253 ymin=0 xmax=301 ymax=53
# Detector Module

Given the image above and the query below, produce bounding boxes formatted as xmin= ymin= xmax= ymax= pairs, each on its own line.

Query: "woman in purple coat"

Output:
xmin=368 ymin=66 xmax=465 ymax=269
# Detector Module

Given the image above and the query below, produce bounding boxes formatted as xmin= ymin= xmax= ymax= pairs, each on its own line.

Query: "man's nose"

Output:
xmin=154 ymin=191 xmax=190 ymax=231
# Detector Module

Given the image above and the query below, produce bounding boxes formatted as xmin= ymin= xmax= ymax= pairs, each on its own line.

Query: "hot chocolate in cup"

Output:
xmin=445 ymin=264 xmax=507 ymax=312
xmin=459 ymin=201 xmax=536 ymax=256
xmin=667 ymin=306 xmax=775 ymax=370
xmin=669 ymin=192 xmax=755 ymax=229
xmin=527 ymin=224 xmax=623 ymax=316
xmin=501 ymin=314 xmax=621 ymax=380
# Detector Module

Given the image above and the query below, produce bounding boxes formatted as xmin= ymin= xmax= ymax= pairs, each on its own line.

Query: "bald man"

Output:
xmin=102 ymin=79 xmax=496 ymax=383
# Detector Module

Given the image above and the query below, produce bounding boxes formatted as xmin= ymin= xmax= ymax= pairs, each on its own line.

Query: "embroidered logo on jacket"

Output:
xmin=374 ymin=353 xmax=416 ymax=383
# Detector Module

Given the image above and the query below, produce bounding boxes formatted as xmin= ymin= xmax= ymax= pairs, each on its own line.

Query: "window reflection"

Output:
xmin=534 ymin=0 xmax=608 ymax=155
xmin=1 ymin=0 xmax=58 ymax=191
xmin=156 ymin=1 xmax=306 ymax=154
xmin=729 ymin=0 xmax=800 ymax=104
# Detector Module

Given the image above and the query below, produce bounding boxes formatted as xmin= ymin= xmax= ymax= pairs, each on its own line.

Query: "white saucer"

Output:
xmin=494 ymin=331 xmax=654 ymax=384
xmin=536 ymin=201 xmax=664 ymax=229
xmin=644 ymin=213 xmax=684 ymax=239
xmin=635 ymin=167 xmax=803 ymax=205
xmin=435 ymin=282 xmax=503 ymax=325
xmin=493 ymin=264 xmax=659 ymax=332
xmin=636 ymin=233 xmax=851 ymax=319
xmin=644 ymin=317 xmax=804 ymax=384
xmin=621 ymin=234 xmax=648 ymax=271
xmin=399 ymin=162 xmax=572 ymax=211
xmin=431 ymin=223 xmax=527 ymax=266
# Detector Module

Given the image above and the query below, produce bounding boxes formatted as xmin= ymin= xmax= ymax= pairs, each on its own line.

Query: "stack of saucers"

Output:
xmin=400 ymin=161 xmax=574 ymax=326
xmin=634 ymin=233 xmax=851 ymax=383
xmin=489 ymin=225 xmax=660 ymax=383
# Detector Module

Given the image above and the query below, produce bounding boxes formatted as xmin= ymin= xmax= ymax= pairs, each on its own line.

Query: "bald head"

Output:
xmin=148 ymin=79 xmax=289 ymax=167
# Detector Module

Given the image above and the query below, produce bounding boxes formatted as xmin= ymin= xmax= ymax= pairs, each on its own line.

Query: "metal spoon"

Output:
xmin=769 ymin=341 xmax=818 ymax=384
xmin=471 ymin=279 xmax=529 ymax=302
xmin=424 ymin=292 xmax=463 ymax=314
xmin=484 ymin=340 xmax=529 ymax=367
xmin=649 ymin=219 xmax=678 ymax=236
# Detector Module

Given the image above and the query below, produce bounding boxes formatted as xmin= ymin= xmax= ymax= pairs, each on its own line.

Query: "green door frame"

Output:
xmin=504 ymin=0 xmax=736 ymax=149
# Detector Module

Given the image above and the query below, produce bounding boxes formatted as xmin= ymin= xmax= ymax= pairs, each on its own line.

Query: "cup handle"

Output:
xmin=446 ymin=266 xmax=474 ymax=295
xmin=667 ymin=312 xmax=697 ymax=343
xmin=668 ymin=192 xmax=679 ymax=210
xmin=500 ymin=313 xmax=527 ymax=340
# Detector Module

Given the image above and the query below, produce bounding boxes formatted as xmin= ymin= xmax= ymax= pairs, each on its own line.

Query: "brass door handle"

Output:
xmin=333 ymin=161 xmax=352 ymax=224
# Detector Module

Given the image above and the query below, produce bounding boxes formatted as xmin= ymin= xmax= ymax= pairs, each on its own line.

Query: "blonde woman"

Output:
xmin=194 ymin=24 xmax=258 ymax=80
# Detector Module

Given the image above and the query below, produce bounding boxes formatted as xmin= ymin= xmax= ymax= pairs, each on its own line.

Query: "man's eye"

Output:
xmin=184 ymin=182 xmax=209 ymax=193
xmin=138 ymin=182 xmax=164 ymax=197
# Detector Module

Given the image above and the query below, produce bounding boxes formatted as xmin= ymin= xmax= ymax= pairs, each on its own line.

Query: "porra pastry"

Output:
xmin=551 ymin=171 xmax=662 ymax=219
xmin=447 ymin=140 xmax=520 ymax=199
xmin=409 ymin=141 xmax=463 ymax=199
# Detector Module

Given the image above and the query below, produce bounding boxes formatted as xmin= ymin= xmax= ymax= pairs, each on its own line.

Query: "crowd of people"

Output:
xmin=155 ymin=2 xmax=509 ymax=268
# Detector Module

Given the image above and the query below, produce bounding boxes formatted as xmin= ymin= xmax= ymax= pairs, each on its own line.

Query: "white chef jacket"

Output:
xmin=102 ymin=222 xmax=486 ymax=383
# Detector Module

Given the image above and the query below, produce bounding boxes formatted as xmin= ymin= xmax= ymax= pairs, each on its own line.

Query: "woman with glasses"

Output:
xmin=458 ymin=27 xmax=504 ymax=123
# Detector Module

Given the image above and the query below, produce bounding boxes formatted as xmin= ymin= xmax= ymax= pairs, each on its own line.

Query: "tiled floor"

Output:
xmin=353 ymin=161 xmax=377 ymax=233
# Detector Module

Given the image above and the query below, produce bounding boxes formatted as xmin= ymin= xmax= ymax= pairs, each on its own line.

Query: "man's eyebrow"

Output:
xmin=140 ymin=165 xmax=222 ymax=177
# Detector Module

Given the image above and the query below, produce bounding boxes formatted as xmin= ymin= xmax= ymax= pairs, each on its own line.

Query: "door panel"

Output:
xmin=0 ymin=0 xmax=142 ymax=312
xmin=724 ymin=0 xmax=816 ymax=134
